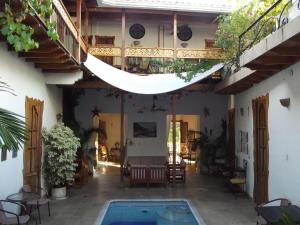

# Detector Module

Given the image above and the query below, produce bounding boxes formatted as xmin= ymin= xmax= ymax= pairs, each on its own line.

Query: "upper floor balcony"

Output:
xmin=215 ymin=0 xmax=300 ymax=94
xmin=0 ymin=0 xmax=88 ymax=73
xmin=84 ymin=9 xmax=223 ymax=74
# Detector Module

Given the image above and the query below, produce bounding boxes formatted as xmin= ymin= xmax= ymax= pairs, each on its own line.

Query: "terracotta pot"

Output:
xmin=51 ymin=186 xmax=67 ymax=200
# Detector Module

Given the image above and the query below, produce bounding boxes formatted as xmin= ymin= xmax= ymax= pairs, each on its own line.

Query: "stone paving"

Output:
xmin=34 ymin=165 xmax=256 ymax=225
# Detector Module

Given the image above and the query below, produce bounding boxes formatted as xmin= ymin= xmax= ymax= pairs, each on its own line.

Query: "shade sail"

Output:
xmin=84 ymin=53 xmax=223 ymax=94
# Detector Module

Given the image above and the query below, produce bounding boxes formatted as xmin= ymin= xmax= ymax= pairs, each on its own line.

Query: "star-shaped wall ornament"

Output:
xmin=91 ymin=106 xmax=101 ymax=117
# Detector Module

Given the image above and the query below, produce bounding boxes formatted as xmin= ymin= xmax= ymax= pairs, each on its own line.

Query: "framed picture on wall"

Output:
xmin=133 ymin=122 xmax=157 ymax=138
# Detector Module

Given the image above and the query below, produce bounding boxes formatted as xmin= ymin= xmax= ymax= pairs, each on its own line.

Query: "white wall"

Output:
xmin=234 ymin=61 xmax=300 ymax=204
xmin=90 ymin=19 xmax=217 ymax=49
xmin=75 ymin=90 xmax=227 ymax=158
xmin=0 ymin=44 xmax=62 ymax=199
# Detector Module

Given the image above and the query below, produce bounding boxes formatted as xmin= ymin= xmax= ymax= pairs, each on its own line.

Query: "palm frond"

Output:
xmin=0 ymin=108 xmax=27 ymax=152
xmin=0 ymin=80 xmax=16 ymax=96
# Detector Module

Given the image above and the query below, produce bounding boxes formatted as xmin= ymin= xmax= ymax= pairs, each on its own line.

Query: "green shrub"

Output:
xmin=42 ymin=123 xmax=80 ymax=188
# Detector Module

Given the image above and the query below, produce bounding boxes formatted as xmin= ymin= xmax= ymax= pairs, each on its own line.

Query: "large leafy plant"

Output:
xmin=0 ymin=80 xmax=27 ymax=152
xmin=0 ymin=0 xmax=58 ymax=52
xmin=42 ymin=123 xmax=80 ymax=188
xmin=215 ymin=0 xmax=290 ymax=68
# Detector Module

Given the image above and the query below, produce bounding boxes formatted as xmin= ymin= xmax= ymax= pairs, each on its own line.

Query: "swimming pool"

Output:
xmin=95 ymin=199 xmax=204 ymax=225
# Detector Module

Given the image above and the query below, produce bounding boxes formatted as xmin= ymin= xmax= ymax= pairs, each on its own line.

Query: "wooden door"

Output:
xmin=23 ymin=97 xmax=44 ymax=188
xmin=252 ymin=95 xmax=269 ymax=204
xmin=228 ymin=108 xmax=235 ymax=170
xmin=95 ymin=36 xmax=115 ymax=65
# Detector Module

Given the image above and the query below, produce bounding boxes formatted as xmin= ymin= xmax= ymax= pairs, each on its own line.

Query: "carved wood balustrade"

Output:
xmin=88 ymin=46 xmax=222 ymax=60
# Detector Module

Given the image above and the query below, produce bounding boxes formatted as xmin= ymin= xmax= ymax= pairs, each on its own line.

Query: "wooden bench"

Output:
xmin=130 ymin=165 xmax=167 ymax=187
xmin=127 ymin=156 xmax=167 ymax=187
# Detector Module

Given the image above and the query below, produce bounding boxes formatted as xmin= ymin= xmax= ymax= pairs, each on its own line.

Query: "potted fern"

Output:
xmin=42 ymin=122 xmax=80 ymax=199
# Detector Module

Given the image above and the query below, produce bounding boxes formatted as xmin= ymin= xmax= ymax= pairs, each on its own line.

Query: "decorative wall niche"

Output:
xmin=177 ymin=25 xmax=192 ymax=41
xmin=129 ymin=24 xmax=146 ymax=39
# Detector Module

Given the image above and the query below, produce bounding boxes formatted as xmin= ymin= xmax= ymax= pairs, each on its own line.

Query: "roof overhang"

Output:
xmin=97 ymin=0 xmax=235 ymax=13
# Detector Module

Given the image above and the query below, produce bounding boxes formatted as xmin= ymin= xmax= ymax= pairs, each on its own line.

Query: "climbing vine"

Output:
xmin=168 ymin=59 xmax=219 ymax=82
xmin=214 ymin=0 xmax=291 ymax=67
xmin=0 ymin=0 xmax=58 ymax=52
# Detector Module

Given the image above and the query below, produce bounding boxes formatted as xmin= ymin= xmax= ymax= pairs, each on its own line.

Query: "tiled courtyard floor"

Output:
xmin=35 ymin=165 xmax=256 ymax=225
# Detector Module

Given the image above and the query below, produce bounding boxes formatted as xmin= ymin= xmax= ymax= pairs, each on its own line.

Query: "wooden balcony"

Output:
xmin=1 ymin=0 xmax=87 ymax=73
xmin=88 ymin=46 xmax=222 ymax=59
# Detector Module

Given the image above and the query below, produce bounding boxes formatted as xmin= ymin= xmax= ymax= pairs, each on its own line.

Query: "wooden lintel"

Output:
xmin=184 ymin=83 xmax=212 ymax=91
xmin=71 ymin=80 xmax=112 ymax=89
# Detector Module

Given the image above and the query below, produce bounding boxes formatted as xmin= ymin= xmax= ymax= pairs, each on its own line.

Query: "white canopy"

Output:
xmin=84 ymin=53 xmax=223 ymax=94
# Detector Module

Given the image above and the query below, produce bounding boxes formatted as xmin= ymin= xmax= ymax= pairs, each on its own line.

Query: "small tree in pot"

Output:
xmin=42 ymin=122 xmax=80 ymax=199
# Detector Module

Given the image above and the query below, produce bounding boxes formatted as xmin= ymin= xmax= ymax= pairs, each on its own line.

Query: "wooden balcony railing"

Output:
xmin=88 ymin=46 xmax=222 ymax=60
xmin=50 ymin=0 xmax=87 ymax=63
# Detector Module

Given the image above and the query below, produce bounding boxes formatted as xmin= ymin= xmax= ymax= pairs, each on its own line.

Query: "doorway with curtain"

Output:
xmin=252 ymin=94 xmax=269 ymax=204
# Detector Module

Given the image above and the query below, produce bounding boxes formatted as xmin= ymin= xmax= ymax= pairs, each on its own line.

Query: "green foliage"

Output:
xmin=0 ymin=79 xmax=27 ymax=153
xmin=42 ymin=123 xmax=81 ymax=188
xmin=275 ymin=212 xmax=300 ymax=225
xmin=168 ymin=59 xmax=219 ymax=82
xmin=0 ymin=108 xmax=27 ymax=153
xmin=0 ymin=0 xmax=58 ymax=52
xmin=215 ymin=0 xmax=290 ymax=67
xmin=78 ymin=128 xmax=107 ymax=171
xmin=197 ymin=119 xmax=228 ymax=171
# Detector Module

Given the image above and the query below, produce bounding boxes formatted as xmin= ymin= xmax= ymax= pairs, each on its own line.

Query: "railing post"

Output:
xmin=76 ymin=0 xmax=81 ymax=61
xmin=121 ymin=10 xmax=126 ymax=71
xmin=173 ymin=13 xmax=177 ymax=60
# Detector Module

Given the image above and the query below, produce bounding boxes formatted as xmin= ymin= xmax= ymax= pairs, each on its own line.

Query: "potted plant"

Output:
xmin=42 ymin=122 xmax=80 ymax=200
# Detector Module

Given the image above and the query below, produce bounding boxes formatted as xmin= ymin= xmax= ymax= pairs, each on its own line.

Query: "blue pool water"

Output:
xmin=99 ymin=200 xmax=201 ymax=225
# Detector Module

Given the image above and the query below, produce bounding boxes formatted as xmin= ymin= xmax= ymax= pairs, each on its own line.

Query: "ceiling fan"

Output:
xmin=150 ymin=95 xmax=168 ymax=112
xmin=136 ymin=95 xmax=168 ymax=113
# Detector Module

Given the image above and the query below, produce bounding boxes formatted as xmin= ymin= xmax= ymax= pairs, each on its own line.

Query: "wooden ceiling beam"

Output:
xmin=35 ymin=63 xmax=77 ymax=69
xmin=270 ymin=47 xmax=300 ymax=56
xmin=253 ymin=56 xmax=297 ymax=65
xmin=247 ymin=64 xmax=284 ymax=71
xmin=42 ymin=68 xmax=80 ymax=73
xmin=26 ymin=57 xmax=73 ymax=63
xmin=19 ymin=51 xmax=66 ymax=58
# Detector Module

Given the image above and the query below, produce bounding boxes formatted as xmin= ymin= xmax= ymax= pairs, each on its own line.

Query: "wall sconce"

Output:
xmin=133 ymin=40 xmax=140 ymax=46
xmin=280 ymin=98 xmax=290 ymax=108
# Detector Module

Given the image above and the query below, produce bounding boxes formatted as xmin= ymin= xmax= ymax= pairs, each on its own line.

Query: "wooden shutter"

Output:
xmin=23 ymin=97 xmax=44 ymax=188
xmin=252 ymin=94 xmax=269 ymax=204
